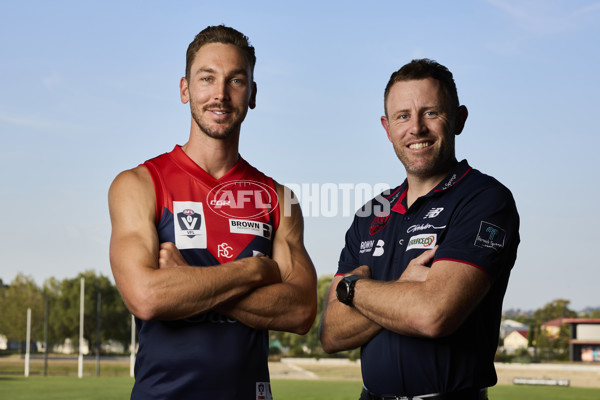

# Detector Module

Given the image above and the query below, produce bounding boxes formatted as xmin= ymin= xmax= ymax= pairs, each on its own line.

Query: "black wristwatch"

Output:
xmin=336 ymin=275 xmax=362 ymax=307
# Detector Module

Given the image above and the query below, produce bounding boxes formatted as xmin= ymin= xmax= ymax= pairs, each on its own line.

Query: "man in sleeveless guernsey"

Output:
xmin=108 ymin=25 xmax=317 ymax=400
xmin=320 ymin=59 xmax=520 ymax=400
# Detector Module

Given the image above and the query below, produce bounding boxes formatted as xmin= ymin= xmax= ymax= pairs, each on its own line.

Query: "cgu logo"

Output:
xmin=207 ymin=180 xmax=279 ymax=219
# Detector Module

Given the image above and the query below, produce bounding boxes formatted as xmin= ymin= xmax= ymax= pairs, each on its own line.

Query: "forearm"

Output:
xmin=216 ymin=278 xmax=317 ymax=334
xmin=114 ymin=250 xmax=278 ymax=321
xmin=351 ymin=278 xmax=431 ymax=337
xmin=319 ymin=297 xmax=382 ymax=353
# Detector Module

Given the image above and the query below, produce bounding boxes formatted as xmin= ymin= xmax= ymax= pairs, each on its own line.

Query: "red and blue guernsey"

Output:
xmin=338 ymin=160 xmax=520 ymax=396
xmin=133 ymin=145 xmax=280 ymax=400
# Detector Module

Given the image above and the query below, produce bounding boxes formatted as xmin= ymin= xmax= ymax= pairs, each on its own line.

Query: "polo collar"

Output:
xmin=390 ymin=160 xmax=472 ymax=214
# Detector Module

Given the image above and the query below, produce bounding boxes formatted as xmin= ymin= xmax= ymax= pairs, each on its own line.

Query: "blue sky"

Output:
xmin=1 ymin=0 xmax=599 ymax=311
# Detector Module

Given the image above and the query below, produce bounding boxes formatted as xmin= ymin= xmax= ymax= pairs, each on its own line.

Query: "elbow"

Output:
xmin=120 ymin=282 xmax=164 ymax=321
xmin=291 ymin=302 xmax=317 ymax=335
xmin=320 ymin=334 xmax=340 ymax=354
xmin=414 ymin=307 xmax=460 ymax=339
xmin=125 ymin=294 xmax=158 ymax=321
xmin=318 ymin=320 xmax=344 ymax=354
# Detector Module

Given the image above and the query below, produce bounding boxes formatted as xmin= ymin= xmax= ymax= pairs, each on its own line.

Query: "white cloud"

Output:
xmin=487 ymin=0 xmax=600 ymax=35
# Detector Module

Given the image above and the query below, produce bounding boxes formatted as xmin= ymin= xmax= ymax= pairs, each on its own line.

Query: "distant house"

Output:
xmin=562 ymin=318 xmax=600 ymax=362
xmin=503 ymin=330 xmax=530 ymax=354
xmin=541 ymin=318 xmax=568 ymax=338
xmin=500 ymin=319 xmax=529 ymax=338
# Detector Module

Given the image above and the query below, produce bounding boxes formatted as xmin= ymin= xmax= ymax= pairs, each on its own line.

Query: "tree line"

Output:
xmin=0 ymin=271 xmax=338 ymax=357
xmin=0 ymin=271 xmax=131 ymax=353
xmin=2 ymin=271 xmax=598 ymax=361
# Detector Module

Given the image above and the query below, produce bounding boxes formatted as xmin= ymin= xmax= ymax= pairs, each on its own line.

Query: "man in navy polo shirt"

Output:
xmin=320 ymin=59 xmax=519 ymax=400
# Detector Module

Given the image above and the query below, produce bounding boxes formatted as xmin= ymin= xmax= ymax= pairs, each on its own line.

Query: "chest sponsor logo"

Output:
xmin=218 ymin=242 xmax=234 ymax=258
xmin=207 ymin=180 xmax=278 ymax=219
xmin=369 ymin=214 xmax=390 ymax=235
xmin=373 ymin=240 xmax=385 ymax=257
xmin=359 ymin=239 xmax=385 ymax=256
xmin=407 ymin=223 xmax=446 ymax=233
xmin=474 ymin=221 xmax=506 ymax=252
xmin=173 ymin=201 xmax=207 ymax=249
xmin=359 ymin=240 xmax=374 ymax=254
xmin=406 ymin=233 xmax=437 ymax=251
xmin=229 ymin=219 xmax=273 ymax=240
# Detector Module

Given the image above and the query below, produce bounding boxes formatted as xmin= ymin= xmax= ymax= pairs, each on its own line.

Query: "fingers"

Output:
xmin=349 ymin=265 xmax=371 ymax=279
xmin=158 ymin=242 xmax=188 ymax=268
xmin=416 ymin=245 xmax=438 ymax=265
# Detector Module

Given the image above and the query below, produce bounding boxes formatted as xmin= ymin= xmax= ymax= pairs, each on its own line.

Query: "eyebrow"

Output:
xmin=195 ymin=67 xmax=249 ymax=77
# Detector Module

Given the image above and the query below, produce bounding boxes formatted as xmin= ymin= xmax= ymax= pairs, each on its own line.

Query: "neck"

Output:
xmin=181 ymin=127 xmax=241 ymax=179
xmin=405 ymin=163 xmax=456 ymax=208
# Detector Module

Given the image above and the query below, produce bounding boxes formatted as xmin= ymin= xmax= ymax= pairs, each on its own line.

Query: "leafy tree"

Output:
xmin=0 ymin=274 xmax=45 ymax=351
xmin=533 ymin=298 xmax=577 ymax=325
xmin=270 ymin=274 xmax=334 ymax=357
xmin=45 ymin=271 xmax=130 ymax=353
xmin=531 ymin=299 xmax=576 ymax=362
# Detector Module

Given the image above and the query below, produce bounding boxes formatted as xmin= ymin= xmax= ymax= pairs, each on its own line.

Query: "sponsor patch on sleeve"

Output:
xmin=474 ymin=221 xmax=506 ymax=252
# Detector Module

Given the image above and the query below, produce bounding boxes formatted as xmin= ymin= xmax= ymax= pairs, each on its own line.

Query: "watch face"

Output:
xmin=336 ymin=280 xmax=349 ymax=302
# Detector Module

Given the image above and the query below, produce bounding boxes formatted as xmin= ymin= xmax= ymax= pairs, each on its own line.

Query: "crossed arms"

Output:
xmin=319 ymin=248 xmax=492 ymax=353
xmin=108 ymin=166 xmax=317 ymax=334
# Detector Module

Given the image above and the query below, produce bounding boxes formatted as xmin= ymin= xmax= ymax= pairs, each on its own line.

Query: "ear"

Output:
xmin=249 ymin=81 xmax=257 ymax=109
xmin=381 ymin=115 xmax=392 ymax=142
xmin=453 ymin=105 xmax=468 ymax=136
xmin=180 ymin=77 xmax=190 ymax=104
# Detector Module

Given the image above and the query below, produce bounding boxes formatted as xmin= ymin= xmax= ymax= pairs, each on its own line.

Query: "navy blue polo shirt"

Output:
xmin=338 ymin=160 xmax=520 ymax=396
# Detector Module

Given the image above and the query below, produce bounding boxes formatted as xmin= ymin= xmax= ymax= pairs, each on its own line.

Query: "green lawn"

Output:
xmin=1 ymin=377 xmax=599 ymax=399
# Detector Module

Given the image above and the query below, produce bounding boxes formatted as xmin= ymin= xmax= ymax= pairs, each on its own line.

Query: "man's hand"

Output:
xmin=158 ymin=242 xmax=189 ymax=269
xmin=159 ymin=241 xmax=282 ymax=285
xmin=398 ymin=246 xmax=437 ymax=282
xmin=347 ymin=264 xmax=372 ymax=279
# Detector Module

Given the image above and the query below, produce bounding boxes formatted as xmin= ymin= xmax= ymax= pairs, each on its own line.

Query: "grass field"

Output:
xmin=1 ymin=376 xmax=600 ymax=399
xmin=2 ymin=355 xmax=600 ymax=399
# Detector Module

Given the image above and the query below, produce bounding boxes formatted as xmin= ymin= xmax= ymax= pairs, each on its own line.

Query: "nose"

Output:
xmin=213 ymin=79 xmax=230 ymax=102
xmin=408 ymin=114 xmax=427 ymax=136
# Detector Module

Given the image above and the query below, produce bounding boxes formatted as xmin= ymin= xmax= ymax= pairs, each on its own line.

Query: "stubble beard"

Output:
xmin=393 ymin=138 xmax=456 ymax=178
xmin=190 ymin=102 xmax=246 ymax=140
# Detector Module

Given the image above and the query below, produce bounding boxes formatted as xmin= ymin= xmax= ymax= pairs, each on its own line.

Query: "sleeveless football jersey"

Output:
xmin=132 ymin=145 xmax=280 ymax=400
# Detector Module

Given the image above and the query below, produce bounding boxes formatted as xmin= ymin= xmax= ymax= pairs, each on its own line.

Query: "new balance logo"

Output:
xmin=424 ymin=207 xmax=444 ymax=219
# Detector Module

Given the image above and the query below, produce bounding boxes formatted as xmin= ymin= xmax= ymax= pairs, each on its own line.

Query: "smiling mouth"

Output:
xmin=409 ymin=142 xmax=432 ymax=150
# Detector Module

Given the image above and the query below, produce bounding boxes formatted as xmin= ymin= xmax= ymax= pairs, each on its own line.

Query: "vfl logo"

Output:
xmin=173 ymin=201 xmax=207 ymax=250
xmin=218 ymin=243 xmax=234 ymax=258
xmin=177 ymin=209 xmax=202 ymax=238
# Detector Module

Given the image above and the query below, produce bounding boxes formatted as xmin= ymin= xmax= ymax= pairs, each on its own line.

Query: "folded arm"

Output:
xmin=351 ymin=258 xmax=490 ymax=338
xmin=320 ymin=248 xmax=489 ymax=353
xmin=108 ymin=166 xmax=281 ymax=321
xmin=213 ymin=184 xmax=318 ymax=334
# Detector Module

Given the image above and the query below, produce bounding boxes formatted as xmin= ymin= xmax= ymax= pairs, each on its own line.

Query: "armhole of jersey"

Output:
xmin=271 ymin=178 xmax=281 ymax=231
xmin=142 ymin=162 xmax=164 ymax=225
